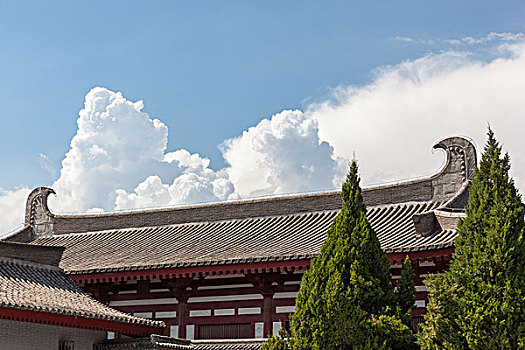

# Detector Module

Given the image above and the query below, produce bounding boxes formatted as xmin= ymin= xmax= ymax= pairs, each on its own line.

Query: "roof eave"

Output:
xmin=0 ymin=306 xmax=164 ymax=336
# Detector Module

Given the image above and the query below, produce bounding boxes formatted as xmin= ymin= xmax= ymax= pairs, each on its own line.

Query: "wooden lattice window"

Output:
xmin=59 ymin=340 xmax=74 ymax=350
xmin=198 ymin=323 xmax=251 ymax=339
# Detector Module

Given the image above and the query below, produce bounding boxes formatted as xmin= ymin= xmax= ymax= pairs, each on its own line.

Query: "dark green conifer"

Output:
xmin=261 ymin=328 xmax=290 ymax=350
xmin=286 ymin=160 xmax=414 ymax=349
xmin=395 ymin=256 xmax=416 ymax=327
xmin=419 ymin=128 xmax=525 ymax=349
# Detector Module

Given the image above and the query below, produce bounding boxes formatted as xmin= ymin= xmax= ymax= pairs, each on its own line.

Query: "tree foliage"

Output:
xmin=395 ymin=256 xmax=416 ymax=328
xmin=261 ymin=328 xmax=291 ymax=350
xmin=418 ymin=128 xmax=525 ymax=349
xmin=273 ymin=160 xmax=416 ymax=350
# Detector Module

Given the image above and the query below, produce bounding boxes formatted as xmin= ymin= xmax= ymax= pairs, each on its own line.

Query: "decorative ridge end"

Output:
xmin=431 ymin=136 xmax=477 ymax=200
xmin=432 ymin=136 xmax=477 ymax=181
xmin=24 ymin=187 xmax=56 ymax=238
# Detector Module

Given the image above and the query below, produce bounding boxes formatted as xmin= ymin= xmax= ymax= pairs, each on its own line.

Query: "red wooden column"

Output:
xmin=262 ymin=289 xmax=274 ymax=337
xmin=177 ymin=292 xmax=189 ymax=338
xmin=248 ymin=272 xmax=282 ymax=337
xmin=411 ymin=258 xmax=421 ymax=285
xmin=168 ymin=277 xmax=195 ymax=339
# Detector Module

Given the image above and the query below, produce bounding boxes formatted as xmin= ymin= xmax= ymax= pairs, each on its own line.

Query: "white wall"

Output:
xmin=0 ymin=319 xmax=106 ymax=350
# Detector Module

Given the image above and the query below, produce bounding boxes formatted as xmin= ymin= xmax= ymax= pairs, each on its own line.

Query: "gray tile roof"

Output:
xmin=0 ymin=241 xmax=64 ymax=266
xmin=3 ymin=136 xmax=476 ymax=243
xmin=193 ymin=339 xmax=266 ymax=350
xmin=96 ymin=337 xmax=265 ymax=350
xmin=1 ymin=137 xmax=475 ymax=275
xmin=30 ymin=200 xmax=453 ymax=275
xmin=0 ymin=249 xmax=163 ymax=328
xmin=96 ymin=335 xmax=193 ymax=350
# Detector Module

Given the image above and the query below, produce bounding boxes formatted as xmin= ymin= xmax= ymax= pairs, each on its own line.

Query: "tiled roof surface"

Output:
xmin=193 ymin=339 xmax=265 ymax=350
xmin=97 ymin=335 xmax=192 ymax=350
xmin=3 ymin=136 xmax=476 ymax=243
xmin=32 ymin=200 xmax=452 ymax=274
xmin=97 ymin=337 xmax=265 ymax=350
xmin=0 ymin=255 xmax=163 ymax=328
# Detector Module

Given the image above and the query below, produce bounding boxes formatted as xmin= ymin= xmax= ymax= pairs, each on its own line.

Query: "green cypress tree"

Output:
xmin=419 ymin=128 xmax=525 ymax=349
xmin=395 ymin=256 xmax=416 ymax=328
xmin=261 ymin=328 xmax=291 ymax=350
xmin=287 ymin=160 xmax=414 ymax=349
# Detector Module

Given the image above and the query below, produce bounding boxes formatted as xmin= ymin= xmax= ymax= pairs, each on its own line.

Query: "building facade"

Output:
xmin=3 ymin=136 xmax=477 ymax=340
xmin=0 ymin=241 xmax=164 ymax=349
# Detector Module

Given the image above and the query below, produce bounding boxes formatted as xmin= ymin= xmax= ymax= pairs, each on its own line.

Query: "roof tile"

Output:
xmin=31 ymin=201 xmax=453 ymax=274
xmin=0 ymin=255 xmax=163 ymax=328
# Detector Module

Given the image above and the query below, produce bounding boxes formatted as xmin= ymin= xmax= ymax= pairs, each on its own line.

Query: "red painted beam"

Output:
xmin=0 ymin=306 xmax=163 ymax=336
xmin=187 ymin=314 xmax=263 ymax=325
xmin=69 ymin=259 xmax=311 ymax=284
xmin=70 ymin=247 xmax=454 ymax=285
xmin=387 ymin=247 xmax=455 ymax=265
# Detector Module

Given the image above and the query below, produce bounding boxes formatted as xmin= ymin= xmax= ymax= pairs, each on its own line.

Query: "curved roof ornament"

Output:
xmin=431 ymin=136 xmax=477 ymax=200
xmin=24 ymin=187 xmax=56 ymax=237
xmin=16 ymin=136 xmax=478 ymax=238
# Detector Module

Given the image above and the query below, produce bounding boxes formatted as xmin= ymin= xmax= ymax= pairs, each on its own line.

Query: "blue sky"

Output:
xmin=1 ymin=1 xmax=524 ymax=188
xmin=1 ymin=1 xmax=525 ymax=233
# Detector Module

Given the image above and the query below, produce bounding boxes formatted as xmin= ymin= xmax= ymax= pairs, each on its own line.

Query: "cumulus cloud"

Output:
xmin=0 ymin=188 xmax=31 ymax=234
xmin=3 ymin=35 xmax=525 ymax=235
xmin=49 ymin=87 xmax=236 ymax=213
xmin=222 ymin=110 xmax=346 ymax=197
xmin=308 ymin=42 xmax=525 ymax=190
xmin=49 ymin=89 xmax=343 ymax=213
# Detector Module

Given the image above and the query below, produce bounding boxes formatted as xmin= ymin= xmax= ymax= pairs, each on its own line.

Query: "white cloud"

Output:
xmin=49 ymin=87 xmax=236 ymax=213
xmin=5 ymin=87 xmax=343 ymax=226
xmin=392 ymin=36 xmax=434 ymax=45
xmin=392 ymin=36 xmax=415 ymax=43
xmin=39 ymin=153 xmax=59 ymax=179
xmin=308 ymin=42 xmax=525 ymax=191
xmin=114 ymin=170 xmax=236 ymax=211
xmin=221 ymin=110 xmax=347 ymax=198
xmin=70 ymin=95 xmax=343 ymax=211
xmin=0 ymin=188 xmax=31 ymax=234
xmin=115 ymin=176 xmax=170 ymax=210
xmin=462 ymin=32 xmax=524 ymax=45
xmin=446 ymin=39 xmax=462 ymax=45
xmin=393 ymin=32 xmax=524 ymax=48
xmin=3 ymin=36 xmax=525 ymax=235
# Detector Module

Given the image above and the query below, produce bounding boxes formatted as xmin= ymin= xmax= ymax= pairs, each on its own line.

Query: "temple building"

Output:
xmin=0 ymin=241 xmax=164 ymax=349
xmin=2 ymin=136 xmax=477 ymax=341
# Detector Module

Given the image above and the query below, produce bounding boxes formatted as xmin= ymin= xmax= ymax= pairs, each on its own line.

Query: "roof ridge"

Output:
xmin=17 ymin=136 xmax=475 ymax=237
xmin=39 ymin=201 xmax=440 ymax=239
xmin=192 ymin=339 xmax=267 ymax=343
xmin=0 ymin=256 xmax=63 ymax=271
xmin=41 ymin=209 xmax=342 ymax=238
